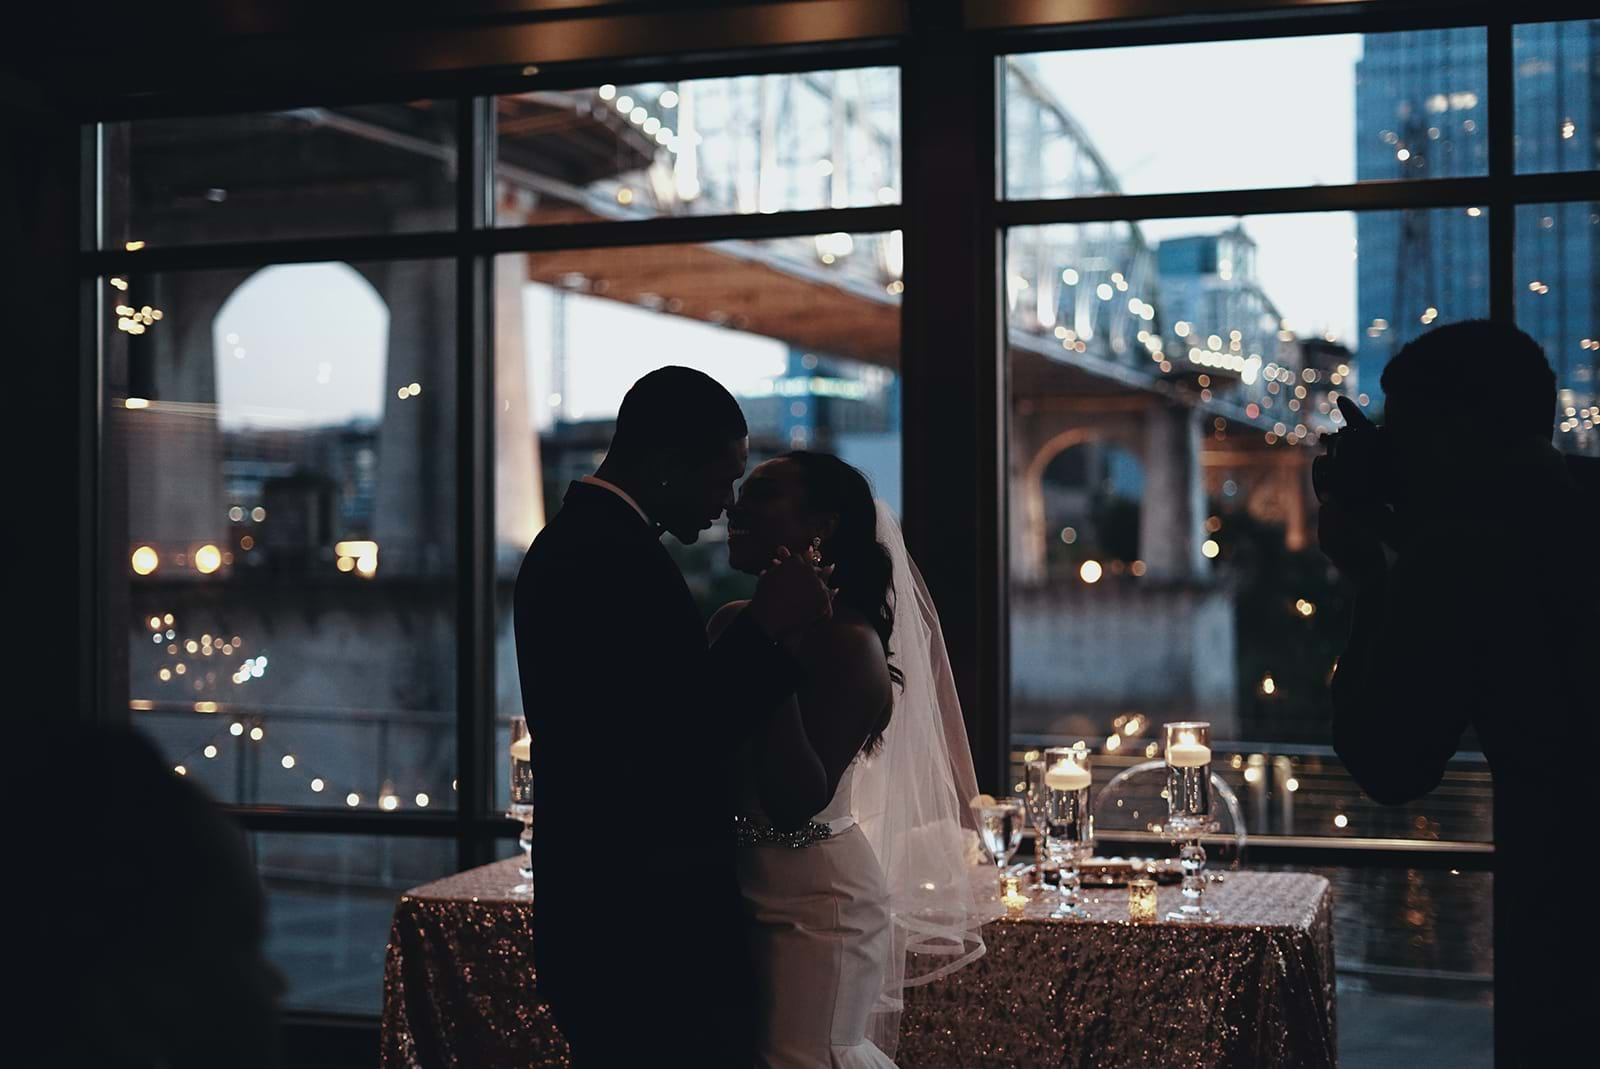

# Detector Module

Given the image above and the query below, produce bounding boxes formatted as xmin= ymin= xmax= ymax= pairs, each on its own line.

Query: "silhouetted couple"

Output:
xmin=513 ymin=368 xmax=983 ymax=1067
xmin=1318 ymin=320 xmax=1596 ymax=1066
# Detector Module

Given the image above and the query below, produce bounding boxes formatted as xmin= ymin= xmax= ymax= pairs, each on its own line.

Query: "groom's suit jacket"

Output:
xmin=514 ymin=480 xmax=798 ymax=1061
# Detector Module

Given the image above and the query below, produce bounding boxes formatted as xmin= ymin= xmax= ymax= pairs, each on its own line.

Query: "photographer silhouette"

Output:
xmin=1317 ymin=320 xmax=1596 ymax=1065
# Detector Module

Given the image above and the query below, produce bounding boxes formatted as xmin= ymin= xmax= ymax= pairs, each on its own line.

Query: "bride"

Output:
xmin=710 ymin=451 xmax=987 ymax=1068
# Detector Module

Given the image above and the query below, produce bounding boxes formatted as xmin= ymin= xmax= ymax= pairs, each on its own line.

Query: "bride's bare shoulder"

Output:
xmin=799 ymin=609 xmax=889 ymax=691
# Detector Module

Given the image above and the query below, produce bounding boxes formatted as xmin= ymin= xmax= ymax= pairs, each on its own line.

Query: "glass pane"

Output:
xmin=1298 ymin=865 xmax=1491 ymax=1068
xmin=106 ymin=259 xmax=459 ymax=811
xmin=255 ymin=833 xmax=456 ymax=1014
xmin=1517 ymin=201 xmax=1599 ymax=456
xmin=1514 ymin=20 xmax=1599 ymax=174
xmin=98 ymin=102 xmax=458 ymax=249
xmin=1005 ymin=210 xmax=1490 ymax=843
xmin=491 ymin=234 xmax=904 ymax=747
xmin=1004 ymin=28 xmax=1485 ymax=200
xmin=495 ymin=69 xmax=900 ymax=227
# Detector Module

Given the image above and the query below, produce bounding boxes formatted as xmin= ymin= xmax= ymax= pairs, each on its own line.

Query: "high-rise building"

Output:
xmin=1355 ymin=24 xmax=1597 ymax=454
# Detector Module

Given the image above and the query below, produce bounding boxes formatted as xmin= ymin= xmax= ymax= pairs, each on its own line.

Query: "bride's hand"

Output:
xmin=751 ymin=550 xmax=834 ymax=640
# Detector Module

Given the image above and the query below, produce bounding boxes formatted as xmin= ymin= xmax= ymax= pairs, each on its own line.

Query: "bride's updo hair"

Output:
xmin=780 ymin=451 xmax=901 ymax=753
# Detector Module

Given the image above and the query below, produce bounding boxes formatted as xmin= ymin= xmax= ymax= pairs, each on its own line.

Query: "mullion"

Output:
xmin=999 ymin=173 xmax=1599 ymax=229
xmin=454 ymin=95 xmax=488 ymax=874
xmin=78 ymin=205 xmax=904 ymax=277
xmin=1487 ymin=15 xmax=1516 ymax=326
xmin=1485 ymin=16 xmax=1514 ymax=1061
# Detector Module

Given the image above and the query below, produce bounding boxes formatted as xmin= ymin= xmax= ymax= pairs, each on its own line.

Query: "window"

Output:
xmin=1514 ymin=20 xmax=1599 ymax=175
xmin=490 ymin=234 xmax=903 ymax=795
xmin=1004 ymin=30 xmax=1487 ymax=201
xmin=108 ymin=259 xmax=459 ymax=813
xmin=992 ymin=20 xmax=1597 ymax=1053
xmin=495 ymin=70 xmax=900 ymax=226
xmin=1517 ymin=200 xmax=1599 ymax=454
xmin=98 ymin=102 xmax=458 ymax=249
xmin=90 ymin=62 xmax=901 ymax=1016
xmin=77 ymin=5 xmax=1594 ymax=1047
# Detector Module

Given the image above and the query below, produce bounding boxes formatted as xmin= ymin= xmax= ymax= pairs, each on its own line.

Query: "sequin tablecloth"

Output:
xmin=897 ymin=869 xmax=1335 ymax=1068
xmin=381 ymin=859 xmax=1333 ymax=1069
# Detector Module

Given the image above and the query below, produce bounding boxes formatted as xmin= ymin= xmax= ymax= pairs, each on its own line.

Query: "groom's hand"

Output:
xmin=751 ymin=548 xmax=834 ymax=641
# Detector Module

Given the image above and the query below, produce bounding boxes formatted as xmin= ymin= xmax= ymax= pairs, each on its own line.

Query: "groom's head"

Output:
xmin=603 ymin=366 xmax=749 ymax=544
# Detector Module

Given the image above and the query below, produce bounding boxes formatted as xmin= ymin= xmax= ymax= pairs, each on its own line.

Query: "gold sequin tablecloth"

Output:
xmin=381 ymin=859 xmax=1333 ymax=1068
xmin=896 ymin=870 xmax=1335 ymax=1069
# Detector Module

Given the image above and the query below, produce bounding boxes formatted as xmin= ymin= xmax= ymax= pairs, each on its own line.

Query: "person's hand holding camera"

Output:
xmin=1314 ymin=396 xmax=1393 ymax=582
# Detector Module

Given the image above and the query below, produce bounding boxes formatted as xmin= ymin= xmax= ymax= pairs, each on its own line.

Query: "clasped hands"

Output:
xmin=749 ymin=546 xmax=837 ymax=643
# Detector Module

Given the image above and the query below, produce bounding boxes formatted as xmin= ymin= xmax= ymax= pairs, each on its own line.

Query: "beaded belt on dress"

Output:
xmin=733 ymin=813 xmax=855 ymax=849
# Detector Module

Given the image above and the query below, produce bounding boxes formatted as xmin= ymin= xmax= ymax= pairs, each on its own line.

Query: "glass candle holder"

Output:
xmin=1163 ymin=721 xmax=1213 ymax=832
xmin=1002 ymin=875 xmax=1029 ymax=912
xmin=1022 ymin=752 xmax=1052 ymax=890
xmin=1042 ymin=746 xmax=1093 ymax=919
xmin=1128 ymin=878 xmax=1158 ymax=923
xmin=1162 ymin=721 xmax=1216 ymax=921
xmin=508 ymin=719 xmax=534 ymax=895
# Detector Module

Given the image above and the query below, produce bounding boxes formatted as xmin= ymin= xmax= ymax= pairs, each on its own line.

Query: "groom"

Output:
xmin=514 ymin=367 xmax=831 ymax=1067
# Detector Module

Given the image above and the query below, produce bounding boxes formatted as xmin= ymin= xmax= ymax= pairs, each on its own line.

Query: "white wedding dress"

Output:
xmin=734 ymin=753 xmax=898 ymax=1069
xmin=731 ymin=502 xmax=988 ymax=1068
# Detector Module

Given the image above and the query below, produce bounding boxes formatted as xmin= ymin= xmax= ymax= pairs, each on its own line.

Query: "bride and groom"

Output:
xmin=514 ymin=367 xmax=986 ymax=1068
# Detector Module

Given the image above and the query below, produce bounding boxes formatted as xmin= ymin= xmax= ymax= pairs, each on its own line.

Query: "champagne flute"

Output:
xmin=1023 ymin=753 xmax=1052 ymax=890
xmin=508 ymin=719 xmax=534 ymax=895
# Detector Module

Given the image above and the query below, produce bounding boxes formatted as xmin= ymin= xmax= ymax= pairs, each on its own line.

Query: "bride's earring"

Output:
xmin=803 ymin=535 xmax=823 ymax=566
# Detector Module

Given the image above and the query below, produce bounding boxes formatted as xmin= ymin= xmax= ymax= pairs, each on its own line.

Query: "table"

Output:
xmin=381 ymin=859 xmax=1334 ymax=1068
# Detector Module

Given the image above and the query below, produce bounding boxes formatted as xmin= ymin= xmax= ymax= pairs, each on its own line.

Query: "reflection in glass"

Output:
xmin=1006 ymin=209 xmax=1487 ymax=759
xmin=98 ymin=103 xmax=458 ymax=249
xmin=496 ymin=69 xmax=900 ymax=227
xmin=1516 ymin=202 xmax=1599 ymax=457
xmin=254 ymin=834 xmax=456 ymax=1014
xmin=1514 ymin=21 xmax=1599 ymax=174
xmin=1005 ymin=29 xmax=1485 ymax=200
xmin=491 ymin=237 xmax=903 ymax=727
xmin=1301 ymin=863 xmax=1492 ymax=1062
xmin=107 ymin=260 xmax=458 ymax=810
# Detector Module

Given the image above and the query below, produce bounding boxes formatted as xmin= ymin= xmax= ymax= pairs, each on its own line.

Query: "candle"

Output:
xmin=1045 ymin=760 xmax=1090 ymax=791
xmin=1166 ymin=739 xmax=1211 ymax=768
xmin=1002 ymin=875 xmax=1029 ymax=912
xmin=1128 ymin=878 xmax=1157 ymax=922
xmin=510 ymin=735 xmax=531 ymax=762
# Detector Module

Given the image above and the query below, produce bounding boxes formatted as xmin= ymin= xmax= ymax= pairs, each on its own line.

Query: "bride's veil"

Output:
xmin=853 ymin=500 xmax=987 ymax=1055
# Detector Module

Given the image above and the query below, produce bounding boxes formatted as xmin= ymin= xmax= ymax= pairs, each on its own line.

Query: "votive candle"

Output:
xmin=1128 ymin=878 xmax=1158 ymax=922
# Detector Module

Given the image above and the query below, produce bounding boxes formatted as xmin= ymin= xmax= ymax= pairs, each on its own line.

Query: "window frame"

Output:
xmin=70 ymin=2 xmax=1593 ymax=1043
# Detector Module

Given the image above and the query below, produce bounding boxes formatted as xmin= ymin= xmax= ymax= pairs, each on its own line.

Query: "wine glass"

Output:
xmin=1023 ymin=752 xmax=1052 ymax=890
xmin=972 ymin=796 xmax=1027 ymax=898
xmin=1042 ymin=746 xmax=1093 ymax=919
xmin=508 ymin=719 xmax=534 ymax=895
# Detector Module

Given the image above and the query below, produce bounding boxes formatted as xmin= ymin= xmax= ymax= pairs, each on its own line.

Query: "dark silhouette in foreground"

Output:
xmin=1316 ymin=321 xmax=1596 ymax=1065
xmin=21 ymin=725 xmax=285 ymax=1069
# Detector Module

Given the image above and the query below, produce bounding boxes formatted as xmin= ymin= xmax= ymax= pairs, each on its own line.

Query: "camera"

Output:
xmin=1312 ymin=396 xmax=1398 ymax=510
